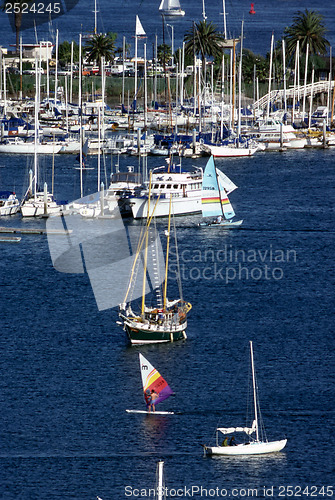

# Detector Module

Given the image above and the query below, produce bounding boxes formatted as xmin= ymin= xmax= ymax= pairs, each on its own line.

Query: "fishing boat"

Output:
xmin=0 ymin=191 xmax=20 ymax=216
xmin=199 ymin=156 xmax=243 ymax=228
xmin=203 ymin=341 xmax=287 ymax=456
xmin=126 ymin=353 xmax=174 ymax=414
xmin=159 ymin=0 xmax=185 ymax=16
xmin=123 ymin=161 xmax=203 ymax=219
xmin=118 ymin=184 xmax=191 ymax=344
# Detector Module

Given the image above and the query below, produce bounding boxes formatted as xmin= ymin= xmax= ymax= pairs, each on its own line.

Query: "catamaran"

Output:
xmin=118 ymin=178 xmax=191 ymax=344
xmin=203 ymin=341 xmax=287 ymax=456
xmin=126 ymin=353 xmax=174 ymax=414
xmin=199 ymin=156 xmax=243 ymax=228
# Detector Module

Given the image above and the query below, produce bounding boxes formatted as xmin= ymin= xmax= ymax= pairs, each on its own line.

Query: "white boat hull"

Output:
xmin=205 ymin=439 xmax=287 ymax=456
xmin=199 ymin=219 xmax=243 ymax=228
xmin=126 ymin=409 xmax=174 ymax=415
xmin=208 ymin=145 xmax=258 ymax=157
xmin=0 ymin=143 xmax=62 ymax=154
xmin=130 ymin=195 xmax=201 ymax=219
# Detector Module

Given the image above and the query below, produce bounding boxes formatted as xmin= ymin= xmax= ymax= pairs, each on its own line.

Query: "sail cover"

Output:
xmin=201 ymin=156 xmax=222 ymax=217
xmin=139 ymin=353 xmax=173 ymax=407
xmin=217 ymin=420 xmax=257 ymax=435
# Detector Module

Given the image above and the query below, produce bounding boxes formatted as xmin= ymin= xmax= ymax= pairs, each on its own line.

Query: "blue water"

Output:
xmin=0 ymin=147 xmax=334 ymax=498
xmin=1 ymin=0 xmax=335 ymax=57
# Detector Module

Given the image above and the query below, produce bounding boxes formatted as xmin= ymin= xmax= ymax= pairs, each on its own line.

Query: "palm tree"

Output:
xmin=2 ymin=0 xmax=33 ymax=52
xmin=85 ymin=33 xmax=116 ymax=66
xmin=184 ymin=20 xmax=225 ymax=77
xmin=284 ymin=9 xmax=330 ymax=56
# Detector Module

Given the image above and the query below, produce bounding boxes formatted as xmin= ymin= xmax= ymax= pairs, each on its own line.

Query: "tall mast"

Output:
xmin=157 ymin=461 xmax=164 ymax=500
xmin=141 ymin=171 xmax=152 ymax=315
xmin=163 ymin=195 xmax=172 ymax=310
xmin=250 ymin=340 xmax=259 ymax=442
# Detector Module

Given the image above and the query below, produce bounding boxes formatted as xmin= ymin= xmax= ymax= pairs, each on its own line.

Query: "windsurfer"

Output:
xmin=150 ymin=389 xmax=159 ymax=412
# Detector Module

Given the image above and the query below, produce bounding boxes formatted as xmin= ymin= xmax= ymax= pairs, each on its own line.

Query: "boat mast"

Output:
xmin=141 ymin=171 xmax=152 ymax=316
xmin=157 ymin=461 xmax=164 ymax=500
xmin=163 ymin=195 xmax=173 ymax=310
xmin=250 ymin=340 xmax=259 ymax=442
xmin=214 ymin=160 xmax=224 ymax=219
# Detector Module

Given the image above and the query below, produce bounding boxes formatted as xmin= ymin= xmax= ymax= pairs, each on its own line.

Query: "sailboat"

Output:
xmin=203 ymin=341 xmax=287 ymax=456
xmin=199 ymin=156 xmax=243 ymax=228
xmin=126 ymin=353 xmax=174 ymax=414
xmin=159 ymin=0 xmax=185 ymax=16
xmin=118 ymin=181 xmax=192 ymax=344
xmin=21 ymin=60 xmax=63 ymax=218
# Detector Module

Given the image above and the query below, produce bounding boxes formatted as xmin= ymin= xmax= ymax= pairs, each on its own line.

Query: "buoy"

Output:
xmin=249 ymin=2 xmax=255 ymax=14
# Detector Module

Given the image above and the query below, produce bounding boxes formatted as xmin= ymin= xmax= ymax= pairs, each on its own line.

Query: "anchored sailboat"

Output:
xmin=199 ymin=156 xmax=243 ymax=227
xmin=118 ymin=177 xmax=191 ymax=344
xmin=203 ymin=341 xmax=287 ymax=456
xmin=126 ymin=353 xmax=174 ymax=414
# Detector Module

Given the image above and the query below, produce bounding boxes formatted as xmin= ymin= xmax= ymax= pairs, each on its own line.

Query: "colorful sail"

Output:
xmin=139 ymin=353 xmax=173 ymax=407
xmin=201 ymin=156 xmax=222 ymax=217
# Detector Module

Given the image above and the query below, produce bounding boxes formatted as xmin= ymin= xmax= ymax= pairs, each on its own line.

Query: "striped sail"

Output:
xmin=218 ymin=181 xmax=236 ymax=220
xmin=139 ymin=353 xmax=173 ymax=407
xmin=201 ymin=156 xmax=222 ymax=217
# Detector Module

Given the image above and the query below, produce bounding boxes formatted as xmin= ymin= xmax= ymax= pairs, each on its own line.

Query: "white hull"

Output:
xmin=159 ymin=8 xmax=185 ymax=15
xmin=0 ymin=142 xmax=62 ymax=154
xmin=21 ymin=194 xmax=63 ymax=217
xmin=200 ymin=219 xmax=243 ymax=228
xmin=0 ymin=205 xmax=20 ymax=216
xmin=208 ymin=144 xmax=258 ymax=157
xmin=126 ymin=409 xmax=174 ymax=415
xmin=131 ymin=196 xmax=201 ymax=219
xmin=205 ymin=439 xmax=287 ymax=456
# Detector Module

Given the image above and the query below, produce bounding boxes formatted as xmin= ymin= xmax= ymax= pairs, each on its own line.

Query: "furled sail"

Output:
xmin=139 ymin=353 xmax=173 ymax=407
xmin=217 ymin=420 xmax=257 ymax=435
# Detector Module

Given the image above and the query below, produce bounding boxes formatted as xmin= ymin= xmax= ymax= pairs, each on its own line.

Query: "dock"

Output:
xmin=0 ymin=226 xmax=72 ymax=235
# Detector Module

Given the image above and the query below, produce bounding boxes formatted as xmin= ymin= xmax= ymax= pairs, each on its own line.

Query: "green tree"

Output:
xmin=157 ymin=43 xmax=172 ymax=67
xmin=184 ymin=20 xmax=225 ymax=77
xmin=84 ymin=33 xmax=116 ymax=66
xmin=284 ymin=9 xmax=330 ymax=56
xmin=58 ymin=41 xmax=79 ymax=66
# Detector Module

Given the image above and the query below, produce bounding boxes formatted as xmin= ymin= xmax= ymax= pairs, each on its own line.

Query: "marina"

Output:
xmin=0 ymin=1 xmax=334 ymax=498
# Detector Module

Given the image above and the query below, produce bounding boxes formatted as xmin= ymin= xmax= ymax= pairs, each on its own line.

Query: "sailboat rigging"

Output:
xmin=118 ymin=174 xmax=192 ymax=344
xmin=126 ymin=353 xmax=174 ymax=414
xmin=199 ymin=156 xmax=243 ymax=227
xmin=203 ymin=341 xmax=287 ymax=456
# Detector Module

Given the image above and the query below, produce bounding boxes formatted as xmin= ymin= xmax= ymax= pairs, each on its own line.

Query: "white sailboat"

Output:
xmin=159 ymin=0 xmax=185 ymax=16
xmin=203 ymin=341 xmax=287 ymax=456
xmin=199 ymin=156 xmax=243 ymax=228
xmin=21 ymin=61 xmax=63 ymax=218
xmin=126 ymin=353 xmax=175 ymax=414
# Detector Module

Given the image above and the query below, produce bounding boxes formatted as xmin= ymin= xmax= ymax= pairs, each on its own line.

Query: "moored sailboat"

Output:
xmin=203 ymin=341 xmax=287 ymax=456
xmin=118 ymin=181 xmax=191 ymax=344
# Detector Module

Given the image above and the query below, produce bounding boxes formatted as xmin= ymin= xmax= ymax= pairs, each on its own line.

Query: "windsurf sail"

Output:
xmin=139 ymin=353 xmax=173 ymax=407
